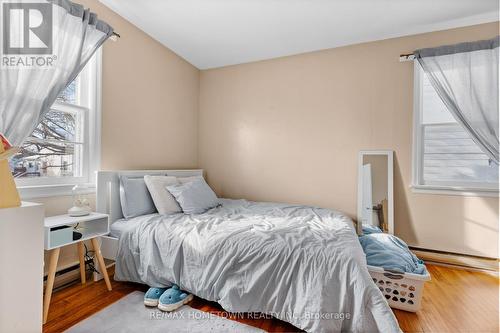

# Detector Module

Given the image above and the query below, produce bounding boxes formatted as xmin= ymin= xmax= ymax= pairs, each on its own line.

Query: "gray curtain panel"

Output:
xmin=415 ymin=36 xmax=500 ymax=164
xmin=0 ymin=0 xmax=114 ymax=146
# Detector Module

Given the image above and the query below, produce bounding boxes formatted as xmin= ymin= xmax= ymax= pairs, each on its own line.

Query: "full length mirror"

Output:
xmin=357 ymin=150 xmax=394 ymax=235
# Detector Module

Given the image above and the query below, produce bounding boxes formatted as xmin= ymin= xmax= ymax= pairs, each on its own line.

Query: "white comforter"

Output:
xmin=114 ymin=199 xmax=400 ymax=332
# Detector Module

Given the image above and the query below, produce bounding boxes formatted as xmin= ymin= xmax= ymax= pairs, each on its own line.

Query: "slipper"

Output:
xmin=157 ymin=285 xmax=193 ymax=312
xmin=144 ymin=287 xmax=168 ymax=307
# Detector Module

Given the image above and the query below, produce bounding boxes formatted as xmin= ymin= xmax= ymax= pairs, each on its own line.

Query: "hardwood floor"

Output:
xmin=43 ymin=264 xmax=499 ymax=333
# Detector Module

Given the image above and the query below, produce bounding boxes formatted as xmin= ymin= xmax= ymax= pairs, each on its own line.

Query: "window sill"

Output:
xmin=17 ymin=183 xmax=96 ymax=200
xmin=411 ymin=185 xmax=499 ymax=197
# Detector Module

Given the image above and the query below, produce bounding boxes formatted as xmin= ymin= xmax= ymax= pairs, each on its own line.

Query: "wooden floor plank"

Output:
xmin=43 ymin=264 xmax=499 ymax=333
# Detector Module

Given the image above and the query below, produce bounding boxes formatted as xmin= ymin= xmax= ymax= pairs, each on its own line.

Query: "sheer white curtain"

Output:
xmin=0 ymin=0 xmax=113 ymax=146
xmin=415 ymin=36 xmax=499 ymax=164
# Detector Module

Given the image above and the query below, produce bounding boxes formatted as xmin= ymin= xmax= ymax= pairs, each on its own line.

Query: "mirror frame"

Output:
xmin=357 ymin=150 xmax=394 ymax=235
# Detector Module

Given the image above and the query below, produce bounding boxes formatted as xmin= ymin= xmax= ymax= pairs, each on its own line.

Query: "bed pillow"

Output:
xmin=119 ymin=175 xmax=157 ymax=219
xmin=166 ymin=178 xmax=219 ymax=214
xmin=144 ymin=175 xmax=182 ymax=215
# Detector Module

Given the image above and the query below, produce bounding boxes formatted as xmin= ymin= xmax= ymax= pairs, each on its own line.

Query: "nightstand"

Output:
xmin=43 ymin=212 xmax=112 ymax=324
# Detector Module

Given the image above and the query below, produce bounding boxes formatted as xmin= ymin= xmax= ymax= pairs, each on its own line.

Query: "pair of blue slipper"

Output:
xmin=144 ymin=284 xmax=193 ymax=312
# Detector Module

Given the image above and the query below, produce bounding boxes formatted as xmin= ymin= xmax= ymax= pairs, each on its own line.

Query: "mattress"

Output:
xmin=109 ymin=214 xmax=158 ymax=238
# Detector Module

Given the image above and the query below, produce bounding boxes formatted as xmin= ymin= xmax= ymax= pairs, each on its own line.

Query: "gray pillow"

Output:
xmin=119 ymin=175 xmax=157 ymax=219
xmin=144 ymin=175 xmax=181 ymax=215
xmin=166 ymin=177 xmax=219 ymax=214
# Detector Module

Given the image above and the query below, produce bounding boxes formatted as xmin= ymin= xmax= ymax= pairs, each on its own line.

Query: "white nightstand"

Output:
xmin=43 ymin=212 xmax=112 ymax=324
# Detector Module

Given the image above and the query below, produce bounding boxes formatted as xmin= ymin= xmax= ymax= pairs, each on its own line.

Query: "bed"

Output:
xmin=97 ymin=170 xmax=400 ymax=333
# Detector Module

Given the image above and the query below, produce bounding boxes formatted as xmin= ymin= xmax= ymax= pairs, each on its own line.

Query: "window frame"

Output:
xmin=411 ymin=61 xmax=498 ymax=197
xmin=15 ymin=102 xmax=89 ymax=187
xmin=16 ymin=49 xmax=102 ymax=199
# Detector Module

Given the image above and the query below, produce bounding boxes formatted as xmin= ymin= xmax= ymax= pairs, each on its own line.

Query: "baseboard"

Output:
xmin=411 ymin=247 xmax=499 ymax=273
xmin=44 ymin=258 xmax=115 ymax=290
xmin=44 ymin=260 xmax=88 ymax=290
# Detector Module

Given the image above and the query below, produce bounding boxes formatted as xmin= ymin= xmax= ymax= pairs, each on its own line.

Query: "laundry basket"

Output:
xmin=368 ymin=265 xmax=431 ymax=312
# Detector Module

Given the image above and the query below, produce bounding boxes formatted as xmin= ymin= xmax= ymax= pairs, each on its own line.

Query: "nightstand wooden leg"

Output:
xmin=77 ymin=242 xmax=86 ymax=284
xmin=91 ymin=238 xmax=112 ymax=291
xmin=43 ymin=248 xmax=60 ymax=324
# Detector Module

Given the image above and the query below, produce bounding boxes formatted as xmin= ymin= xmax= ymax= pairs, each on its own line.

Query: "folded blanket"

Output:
xmin=359 ymin=230 xmax=428 ymax=275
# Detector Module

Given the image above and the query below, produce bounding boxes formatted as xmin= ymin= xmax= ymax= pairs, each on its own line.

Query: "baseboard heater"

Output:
xmin=43 ymin=258 xmax=93 ymax=291
xmin=411 ymin=247 xmax=499 ymax=272
xmin=43 ymin=257 xmax=115 ymax=291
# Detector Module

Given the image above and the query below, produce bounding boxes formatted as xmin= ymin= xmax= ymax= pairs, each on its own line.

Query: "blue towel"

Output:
xmin=359 ymin=231 xmax=427 ymax=275
xmin=361 ymin=225 xmax=383 ymax=235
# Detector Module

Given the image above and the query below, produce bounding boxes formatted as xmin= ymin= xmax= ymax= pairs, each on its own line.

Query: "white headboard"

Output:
xmin=96 ymin=169 xmax=203 ymax=224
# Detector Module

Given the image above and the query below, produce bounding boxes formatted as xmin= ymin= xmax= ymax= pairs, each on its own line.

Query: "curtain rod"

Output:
xmin=110 ymin=32 xmax=121 ymax=42
xmin=399 ymin=53 xmax=415 ymax=62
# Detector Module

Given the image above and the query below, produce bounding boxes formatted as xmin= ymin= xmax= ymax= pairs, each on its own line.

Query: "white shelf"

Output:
xmin=44 ymin=212 xmax=108 ymax=228
xmin=44 ymin=213 xmax=109 ymax=250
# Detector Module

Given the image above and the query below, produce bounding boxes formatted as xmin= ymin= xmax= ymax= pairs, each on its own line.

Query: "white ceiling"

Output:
xmin=99 ymin=0 xmax=499 ymax=69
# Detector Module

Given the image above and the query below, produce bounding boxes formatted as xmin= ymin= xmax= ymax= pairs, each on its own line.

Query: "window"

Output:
xmin=412 ymin=61 xmax=498 ymax=195
xmin=11 ymin=50 xmax=101 ymax=198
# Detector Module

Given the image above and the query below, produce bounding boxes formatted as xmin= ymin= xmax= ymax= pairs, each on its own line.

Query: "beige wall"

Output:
xmin=34 ymin=0 xmax=200 ymax=271
xmin=199 ymin=22 xmax=499 ymax=259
